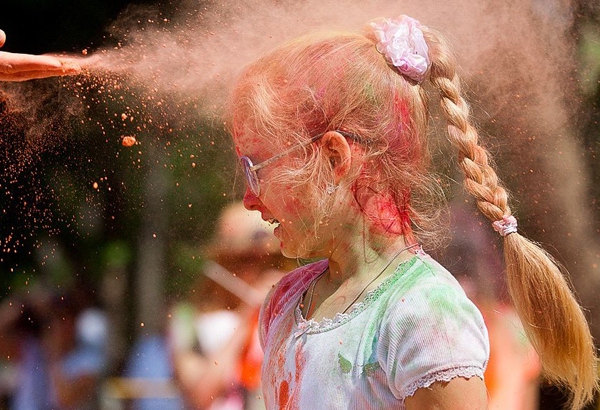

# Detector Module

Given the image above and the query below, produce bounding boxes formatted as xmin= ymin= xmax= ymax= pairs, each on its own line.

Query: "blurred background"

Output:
xmin=0 ymin=0 xmax=599 ymax=409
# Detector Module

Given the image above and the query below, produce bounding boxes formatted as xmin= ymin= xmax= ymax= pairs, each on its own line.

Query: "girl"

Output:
xmin=228 ymin=14 xmax=598 ymax=409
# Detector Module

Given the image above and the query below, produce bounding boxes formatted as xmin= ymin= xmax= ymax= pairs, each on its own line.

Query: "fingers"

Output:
xmin=0 ymin=51 xmax=63 ymax=72
xmin=0 ymin=51 xmax=81 ymax=81
xmin=57 ymin=57 xmax=82 ymax=74
xmin=51 ymin=54 xmax=100 ymax=73
xmin=0 ymin=70 xmax=73 ymax=82
xmin=0 ymin=30 xmax=100 ymax=81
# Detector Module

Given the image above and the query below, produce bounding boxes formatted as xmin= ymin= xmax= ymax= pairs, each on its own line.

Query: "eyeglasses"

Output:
xmin=239 ymin=130 xmax=363 ymax=196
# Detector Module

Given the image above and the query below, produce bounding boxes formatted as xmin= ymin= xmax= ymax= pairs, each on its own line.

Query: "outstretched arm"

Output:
xmin=0 ymin=29 xmax=81 ymax=81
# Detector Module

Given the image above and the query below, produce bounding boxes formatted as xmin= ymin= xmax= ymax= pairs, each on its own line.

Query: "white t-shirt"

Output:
xmin=259 ymin=254 xmax=490 ymax=409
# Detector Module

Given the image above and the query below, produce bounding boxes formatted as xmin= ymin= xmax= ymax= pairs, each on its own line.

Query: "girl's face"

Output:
xmin=234 ymin=130 xmax=328 ymax=259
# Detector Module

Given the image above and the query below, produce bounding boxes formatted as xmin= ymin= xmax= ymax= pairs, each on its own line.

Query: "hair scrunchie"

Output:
xmin=492 ymin=215 xmax=518 ymax=237
xmin=367 ymin=15 xmax=430 ymax=83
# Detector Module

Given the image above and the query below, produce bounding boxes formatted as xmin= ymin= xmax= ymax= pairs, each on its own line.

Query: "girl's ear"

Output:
xmin=320 ymin=131 xmax=352 ymax=183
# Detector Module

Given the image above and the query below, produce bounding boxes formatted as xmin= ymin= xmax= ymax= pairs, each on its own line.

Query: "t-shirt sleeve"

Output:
xmin=378 ymin=280 xmax=490 ymax=401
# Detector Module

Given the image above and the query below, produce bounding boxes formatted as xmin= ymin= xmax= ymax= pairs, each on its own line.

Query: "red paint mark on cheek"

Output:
xmin=278 ymin=380 xmax=290 ymax=408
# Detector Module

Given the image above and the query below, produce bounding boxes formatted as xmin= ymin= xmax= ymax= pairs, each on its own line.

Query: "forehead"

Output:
xmin=233 ymin=127 xmax=276 ymax=159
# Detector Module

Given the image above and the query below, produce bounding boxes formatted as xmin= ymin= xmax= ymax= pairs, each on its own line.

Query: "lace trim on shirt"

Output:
xmin=402 ymin=366 xmax=484 ymax=400
xmin=294 ymin=256 xmax=419 ymax=337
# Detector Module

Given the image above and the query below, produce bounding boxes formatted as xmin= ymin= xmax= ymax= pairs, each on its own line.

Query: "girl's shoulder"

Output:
xmin=378 ymin=254 xmax=483 ymax=333
xmin=378 ymin=255 xmax=489 ymax=400
xmin=395 ymin=253 xmax=466 ymax=295
xmin=382 ymin=254 xmax=486 ymax=337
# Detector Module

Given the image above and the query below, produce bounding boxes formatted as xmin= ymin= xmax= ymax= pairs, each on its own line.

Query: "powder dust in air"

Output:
xmin=121 ymin=135 xmax=137 ymax=147
xmin=0 ymin=0 xmax=584 ymax=153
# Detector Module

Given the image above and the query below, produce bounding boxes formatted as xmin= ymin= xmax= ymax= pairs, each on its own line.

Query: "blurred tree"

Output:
xmin=576 ymin=0 xmax=600 ymax=231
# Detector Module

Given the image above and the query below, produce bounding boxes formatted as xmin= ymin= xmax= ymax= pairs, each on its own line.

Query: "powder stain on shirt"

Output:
xmin=363 ymin=361 xmax=380 ymax=376
xmin=278 ymin=380 xmax=290 ymax=408
xmin=360 ymin=259 xmax=418 ymax=365
xmin=338 ymin=353 xmax=353 ymax=373
xmin=428 ymin=286 xmax=475 ymax=326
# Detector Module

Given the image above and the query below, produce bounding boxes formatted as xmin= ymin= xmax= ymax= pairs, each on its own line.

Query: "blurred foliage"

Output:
xmin=576 ymin=4 xmax=600 ymax=241
xmin=579 ymin=23 xmax=600 ymax=97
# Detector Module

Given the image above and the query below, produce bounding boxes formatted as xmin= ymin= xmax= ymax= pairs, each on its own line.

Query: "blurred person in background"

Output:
xmin=0 ymin=287 xmax=107 ymax=410
xmin=41 ymin=291 xmax=107 ymax=410
xmin=0 ymin=287 xmax=51 ymax=410
xmin=169 ymin=202 xmax=293 ymax=410
xmin=121 ymin=330 xmax=184 ymax=410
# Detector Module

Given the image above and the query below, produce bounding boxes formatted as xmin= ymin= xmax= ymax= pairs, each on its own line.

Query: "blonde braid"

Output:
xmin=425 ymin=29 xmax=598 ymax=410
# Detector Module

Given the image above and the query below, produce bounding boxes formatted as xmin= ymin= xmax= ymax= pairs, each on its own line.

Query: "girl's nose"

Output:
xmin=243 ymin=188 xmax=261 ymax=210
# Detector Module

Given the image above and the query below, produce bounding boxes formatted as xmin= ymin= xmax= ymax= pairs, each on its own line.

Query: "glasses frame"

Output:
xmin=239 ymin=130 xmax=363 ymax=196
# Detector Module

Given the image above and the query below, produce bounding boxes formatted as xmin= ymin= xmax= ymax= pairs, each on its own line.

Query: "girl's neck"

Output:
xmin=321 ymin=182 xmax=417 ymax=284
xmin=326 ymin=234 xmax=414 ymax=285
xmin=302 ymin=236 xmax=417 ymax=321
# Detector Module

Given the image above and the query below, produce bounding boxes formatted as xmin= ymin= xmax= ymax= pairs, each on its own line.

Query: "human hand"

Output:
xmin=0 ymin=29 xmax=82 ymax=81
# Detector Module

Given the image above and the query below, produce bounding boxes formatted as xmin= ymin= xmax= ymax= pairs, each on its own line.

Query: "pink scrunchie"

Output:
xmin=368 ymin=15 xmax=430 ymax=83
xmin=492 ymin=215 xmax=518 ymax=237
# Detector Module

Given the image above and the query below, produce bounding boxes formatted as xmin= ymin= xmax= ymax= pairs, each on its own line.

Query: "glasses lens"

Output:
xmin=240 ymin=156 xmax=260 ymax=196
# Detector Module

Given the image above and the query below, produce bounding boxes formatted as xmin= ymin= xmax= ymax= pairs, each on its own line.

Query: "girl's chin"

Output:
xmin=278 ymin=239 xmax=303 ymax=259
xmin=278 ymin=238 xmax=300 ymax=258
xmin=280 ymin=247 xmax=295 ymax=259
xmin=275 ymin=228 xmax=316 ymax=259
xmin=280 ymin=242 xmax=317 ymax=260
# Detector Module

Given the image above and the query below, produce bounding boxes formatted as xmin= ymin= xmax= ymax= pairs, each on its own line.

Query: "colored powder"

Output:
xmin=278 ymin=380 xmax=289 ymax=408
xmin=338 ymin=353 xmax=353 ymax=373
